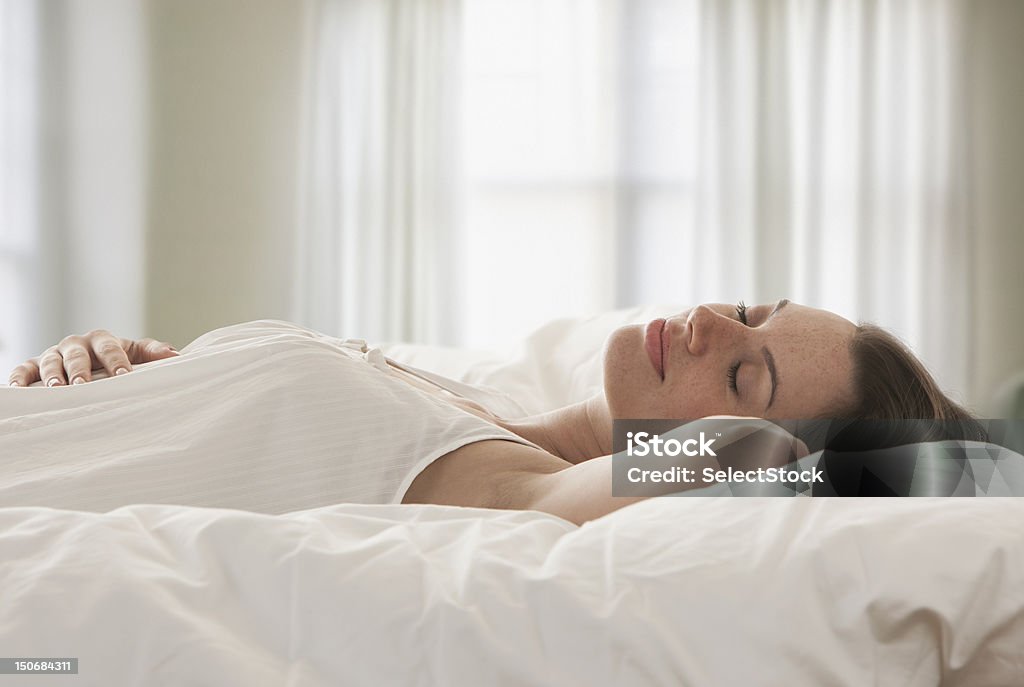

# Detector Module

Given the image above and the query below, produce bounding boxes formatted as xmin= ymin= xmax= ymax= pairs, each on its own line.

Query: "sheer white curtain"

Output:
xmin=683 ymin=0 xmax=972 ymax=399
xmin=461 ymin=0 xmax=972 ymax=398
xmin=293 ymin=0 xmax=462 ymax=345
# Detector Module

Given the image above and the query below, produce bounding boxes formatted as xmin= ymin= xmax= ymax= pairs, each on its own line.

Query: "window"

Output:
xmin=460 ymin=0 xmax=701 ymax=347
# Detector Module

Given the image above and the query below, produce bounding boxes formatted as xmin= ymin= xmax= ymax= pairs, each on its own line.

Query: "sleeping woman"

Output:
xmin=2 ymin=300 xmax=984 ymax=523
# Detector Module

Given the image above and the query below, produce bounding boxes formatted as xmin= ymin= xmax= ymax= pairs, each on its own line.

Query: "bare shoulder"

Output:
xmin=403 ymin=418 xmax=809 ymax=524
xmin=403 ymin=439 xmax=647 ymax=525
xmin=402 ymin=439 xmax=571 ymax=510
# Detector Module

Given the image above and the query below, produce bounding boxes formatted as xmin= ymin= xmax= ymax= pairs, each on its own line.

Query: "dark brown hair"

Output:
xmin=830 ymin=323 xmax=988 ymax=445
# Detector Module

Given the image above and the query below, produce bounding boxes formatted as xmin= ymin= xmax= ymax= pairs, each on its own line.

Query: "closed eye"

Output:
xmin=727 ymin=362 xmax=740 ymax=393
xmin=735 ymin=301 xmax=749 ymax=325
xmin=728 ymin=301 xmax=750 ymax=396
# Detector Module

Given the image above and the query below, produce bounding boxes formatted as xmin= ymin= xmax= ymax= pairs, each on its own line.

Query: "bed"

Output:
xmin=2 ymin=306 xmax=1023 ymax=686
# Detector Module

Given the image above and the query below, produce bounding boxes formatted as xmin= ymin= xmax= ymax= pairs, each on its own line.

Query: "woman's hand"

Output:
xmin=8 ymin=330 xmax=179 ymax=387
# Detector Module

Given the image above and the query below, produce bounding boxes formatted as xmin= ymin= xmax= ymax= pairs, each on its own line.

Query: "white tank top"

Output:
xmin=0 ymin=320 xmax=541 ymax=514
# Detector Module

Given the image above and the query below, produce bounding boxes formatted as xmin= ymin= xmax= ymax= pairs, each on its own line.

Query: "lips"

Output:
xmin=644 ymin=318 xmax=667 ymax=380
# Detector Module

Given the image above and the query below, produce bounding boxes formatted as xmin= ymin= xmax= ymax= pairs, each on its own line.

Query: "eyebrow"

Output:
xmin=762 ymin=299 xmax=788 ymax=410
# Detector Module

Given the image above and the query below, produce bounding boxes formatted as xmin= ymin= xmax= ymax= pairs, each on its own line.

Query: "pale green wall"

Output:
xmin=143 ymin=0 xmax=305 ymax=347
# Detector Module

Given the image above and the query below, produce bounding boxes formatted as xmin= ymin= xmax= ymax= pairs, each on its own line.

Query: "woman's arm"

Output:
xmin=402 ymin=440 xmax=574 ymax=511
xmin=8 ymin=330 xmax=179 ymax=387
xmin=403 ymin=442 xmax=646 ymax=526
xmin=405 ymin=419 xmax=808 ymax=525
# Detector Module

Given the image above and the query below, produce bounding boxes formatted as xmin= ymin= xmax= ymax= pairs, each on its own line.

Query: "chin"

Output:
xmin=602 ymin=324 xmax=650 ymax=418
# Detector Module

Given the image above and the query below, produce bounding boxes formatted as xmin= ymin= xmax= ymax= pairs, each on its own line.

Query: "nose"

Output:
xmin=686 ymin=305 xmax=743 ymax=356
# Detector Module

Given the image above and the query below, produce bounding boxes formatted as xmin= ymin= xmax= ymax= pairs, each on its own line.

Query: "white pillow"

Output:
xmin=382 ymin=304 xmax=682 ymax=415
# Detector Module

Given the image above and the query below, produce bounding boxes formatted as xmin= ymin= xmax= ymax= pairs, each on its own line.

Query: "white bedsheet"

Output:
xmin=2 ymin=498 xmax=1022 ymax=686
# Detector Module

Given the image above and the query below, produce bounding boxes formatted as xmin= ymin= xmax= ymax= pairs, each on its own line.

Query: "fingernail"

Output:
xmin=114 ymin=368 xmax=128 ymax=376
xmin=47 ymin=378 xmax=62 ymax=387
xmin=72 ymin=377 xmax=86 ymax=385
xmin=9 ymin=381 xmax=20 ymax=387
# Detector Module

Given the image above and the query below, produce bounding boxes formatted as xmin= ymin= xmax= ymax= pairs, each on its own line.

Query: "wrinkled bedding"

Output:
xmin=2 ymin=498 xmax=1022 ymax=686
xmin=3 ymin=307 xmax=1023 ymax=686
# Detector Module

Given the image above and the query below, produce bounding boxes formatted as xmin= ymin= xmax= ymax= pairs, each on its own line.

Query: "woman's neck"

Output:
xmin=386 ymin=359 xmax=612 ymax=463
xmin=499 ymin=394 xmax=613 ymax=464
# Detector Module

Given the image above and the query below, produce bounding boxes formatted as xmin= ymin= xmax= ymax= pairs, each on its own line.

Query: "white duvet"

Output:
xmin=2 ymin=499 xmax=1022 ymax=686
xmin=2 ymin=308 xmax=1023 ymax=686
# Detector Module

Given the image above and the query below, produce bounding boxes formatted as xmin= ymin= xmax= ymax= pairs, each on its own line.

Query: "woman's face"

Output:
xmin=603 ymin=300 xmax=857 ymax=419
